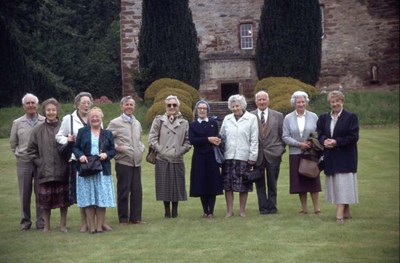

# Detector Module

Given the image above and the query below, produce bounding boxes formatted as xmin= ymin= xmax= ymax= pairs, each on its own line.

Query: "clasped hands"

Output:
xmin=208 ymin=136 xmax=221 ymax=146
xmin=323 ymin=138 xmax=337 ymax=149
xmin=79 ymin=152 xmax=107 ymax=163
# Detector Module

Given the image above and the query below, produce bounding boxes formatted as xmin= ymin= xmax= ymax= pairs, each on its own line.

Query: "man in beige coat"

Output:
xmin=10 ymin=93 xmax=45 ymax=230
xmin=107 ymin=96 xmax=145 ymax=224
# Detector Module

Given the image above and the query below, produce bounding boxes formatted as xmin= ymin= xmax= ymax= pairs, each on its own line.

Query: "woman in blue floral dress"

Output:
xmin=73 ymin=107 xmax=116 ymax=233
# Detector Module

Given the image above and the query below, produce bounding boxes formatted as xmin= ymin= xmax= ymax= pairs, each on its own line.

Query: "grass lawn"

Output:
xmin=0 ymin=127 xmax=398 ymax=263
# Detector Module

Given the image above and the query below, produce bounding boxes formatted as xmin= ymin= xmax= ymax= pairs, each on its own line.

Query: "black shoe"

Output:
xmin=172 ymin=202 xmax=178 ymax=218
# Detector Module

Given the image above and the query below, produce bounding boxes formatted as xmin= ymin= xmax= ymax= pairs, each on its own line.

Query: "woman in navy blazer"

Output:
xmin=189 ymin=100 xmax=223 ymax=219
xmin=317 ymin=90 xmax=359 ymax=223
xmin=73 ymin=107 xmax=116 ymax=233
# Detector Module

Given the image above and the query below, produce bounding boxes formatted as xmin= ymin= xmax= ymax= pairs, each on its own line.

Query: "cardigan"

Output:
xmin=282 ymin=110 xmax=318 ymax=155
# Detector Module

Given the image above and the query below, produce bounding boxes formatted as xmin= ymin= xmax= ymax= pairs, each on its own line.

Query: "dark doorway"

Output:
xmin=221 ymin=83 xmax=239 ymax=101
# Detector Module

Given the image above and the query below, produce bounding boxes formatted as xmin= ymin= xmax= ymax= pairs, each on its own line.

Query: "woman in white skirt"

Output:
xmin=317 ymin=90 xmax=359 ymax=223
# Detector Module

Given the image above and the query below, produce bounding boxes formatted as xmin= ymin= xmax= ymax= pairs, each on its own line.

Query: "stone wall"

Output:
xmin=318 ymin=0 xmax=399 ymax=91
xmin=120 ymin=0 xmax=399 ymax=99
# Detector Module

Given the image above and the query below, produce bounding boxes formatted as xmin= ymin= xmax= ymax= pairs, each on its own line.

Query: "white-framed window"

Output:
xmin=240 ymin=23 xmax=253 ymax=49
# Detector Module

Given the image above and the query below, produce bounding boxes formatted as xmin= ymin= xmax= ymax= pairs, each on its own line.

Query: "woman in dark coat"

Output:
xmin=317 ymin=90 xmax=359 ymax=223
xmin=189 ymin=100 xmax=223 ymax=218
xmin=27 ymin=98 xmax=69 ymax=232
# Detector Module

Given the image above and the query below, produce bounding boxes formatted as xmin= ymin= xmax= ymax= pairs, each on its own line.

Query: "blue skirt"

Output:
xmin=76 ymin=172 xmax=116 ymax=208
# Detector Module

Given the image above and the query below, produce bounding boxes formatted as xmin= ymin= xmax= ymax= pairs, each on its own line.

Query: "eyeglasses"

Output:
xmin=167 ymin=103 xmax=177 ymax=108
xmin=197 ymin=107 xmax=208 ymax=111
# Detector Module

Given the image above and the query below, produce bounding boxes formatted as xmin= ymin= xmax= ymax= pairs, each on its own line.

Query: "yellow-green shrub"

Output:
xmin=145 ymin=100 xmax=194 ymax=125
xmin=154 ymin=88 xmax=193 ymax=107
xmin=144 ymin=78 xmax=200 ymax=102
xmin=255 ymin=77 xmax=318 ymax=114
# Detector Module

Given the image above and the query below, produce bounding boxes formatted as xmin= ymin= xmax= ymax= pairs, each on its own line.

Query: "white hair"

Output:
xmin=22 ymin=93 xmax=39 ymax=105
xmin=290 ymin=91 xmax=309 ymax=107
xmin=228 ymin=94 xmax=247 ymax=111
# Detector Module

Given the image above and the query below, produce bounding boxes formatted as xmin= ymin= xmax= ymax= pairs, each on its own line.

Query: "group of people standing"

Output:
xmin=146 ymin=90 xmax=359 ymax=223
xmin=10 ymin=88 xmax=359 ymax=233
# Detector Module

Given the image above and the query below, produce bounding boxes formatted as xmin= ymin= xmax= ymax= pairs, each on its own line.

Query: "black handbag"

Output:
xmin=146 ymin=147 xmax=157 ymax=165
xmin=57 ymin=114 xmax=73 ymax=160
xmin=243 ymin=165 xmax=263 ymax=184
xmin=79 ymin=155 xmax=102 ymax=177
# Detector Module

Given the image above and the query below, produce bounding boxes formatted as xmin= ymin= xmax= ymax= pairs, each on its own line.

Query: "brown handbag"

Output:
xmin=298 ymin=157 xmax=320 ymax=178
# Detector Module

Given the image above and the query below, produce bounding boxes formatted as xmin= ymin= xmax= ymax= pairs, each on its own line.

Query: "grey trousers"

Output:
xmin=115 ymin=163 xmax=143 ymax=223
xmin=16 ymin=160 xmax=44 ymax=229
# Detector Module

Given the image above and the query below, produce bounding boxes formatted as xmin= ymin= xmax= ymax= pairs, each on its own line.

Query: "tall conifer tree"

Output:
xmin=137 ymin=0 xmax=200 ymax=96
xmin=255 ymin=0 xmax=322 ymax=85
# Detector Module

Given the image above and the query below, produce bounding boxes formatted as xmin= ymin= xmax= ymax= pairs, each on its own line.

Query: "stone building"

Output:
xmin=120 ymin=0 xmax=399 ymax=101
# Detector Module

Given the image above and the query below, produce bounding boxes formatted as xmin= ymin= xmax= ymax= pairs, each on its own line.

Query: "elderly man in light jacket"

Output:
xmin=107 ymin=96 xmax=145 ymax=225
xmin=10 ymin=93 xmax=45 ymax=230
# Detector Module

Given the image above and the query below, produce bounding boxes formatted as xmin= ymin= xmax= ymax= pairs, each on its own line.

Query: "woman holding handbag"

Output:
xmin=282 ymin=91 xmax=322 ymax=215
xmin=55 ymin=92 xmax=112 ymax=232
xmin=73 ymin=107 xmax=116 ymax=233
xmin=148 ymin=95 xmax=191 ymax=218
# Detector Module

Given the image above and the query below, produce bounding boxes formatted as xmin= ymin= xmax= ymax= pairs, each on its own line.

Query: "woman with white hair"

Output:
xmin=282 ymin=91 xmax=322 ymax=215
xmin=220 ymin=94 xmax=258 ymax=218
xmin=148 ymin=95 xmax=191 ymax=218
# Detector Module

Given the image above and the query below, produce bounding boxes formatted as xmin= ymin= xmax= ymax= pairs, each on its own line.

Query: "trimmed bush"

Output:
xmin=255 ymin=77 xmax=318 ymax=114
xmin=145 ymin=100 xmax=194 ymax=125
xmin=154 ymin=88 xmax=193 ymax=107
xmin=144 ymin=78 xmax=200 ymax=102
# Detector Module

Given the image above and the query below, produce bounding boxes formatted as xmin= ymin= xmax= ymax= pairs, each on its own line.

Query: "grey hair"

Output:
xmin=290 ymin=91 xmax=309 ymax=107
xmin=41 ymin=98 xmax=60 ymax=116
xmin=164 ymin=95 xmax=180 ymax=107
xmin=74 ymin=92 xmax=93 ymax=109
xmin=120 ymin=96 xmax=135 ymax=106
xmin=228 ymin=94 xmax=247 ymax=111
xmin=255 ymin=90 xmax=270 ymax=100
xmin=327 ymin=90 xmax=345 ymax=102
xmin=22 ymin=93 xmax=39 ymax=105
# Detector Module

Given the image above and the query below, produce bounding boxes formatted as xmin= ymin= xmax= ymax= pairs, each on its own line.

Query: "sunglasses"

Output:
xmin=167 ymin=103 xmax=178 ymax=108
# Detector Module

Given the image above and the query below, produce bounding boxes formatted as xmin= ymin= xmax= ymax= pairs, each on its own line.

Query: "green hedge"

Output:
xmin=255 ymin=77 xmax=318 ymax=114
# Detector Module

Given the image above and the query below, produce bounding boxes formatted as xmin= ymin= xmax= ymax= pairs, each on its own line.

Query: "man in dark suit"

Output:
xmin=251 ymin=90 xmax=286 ymax=214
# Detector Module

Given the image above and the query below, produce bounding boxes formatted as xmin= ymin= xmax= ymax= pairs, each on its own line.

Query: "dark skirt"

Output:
xmin=289 ymin=154 xmax=321 ymax=194
xmin=38 ymin=181 xmax=69 ymax=210
xmin=67 ymin=161 xmax=77 ymax=205
xmin=222 ymin=159 xmax=253 ymax=193
xmin=190 ymin=149 xmax=223 ymax=197
xmin=155 ymin=159 xmax=187 ymax=201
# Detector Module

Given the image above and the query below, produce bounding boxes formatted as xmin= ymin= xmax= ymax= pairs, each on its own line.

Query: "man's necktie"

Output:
xmin=261 ymin=111 xmax=265 ymax=125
